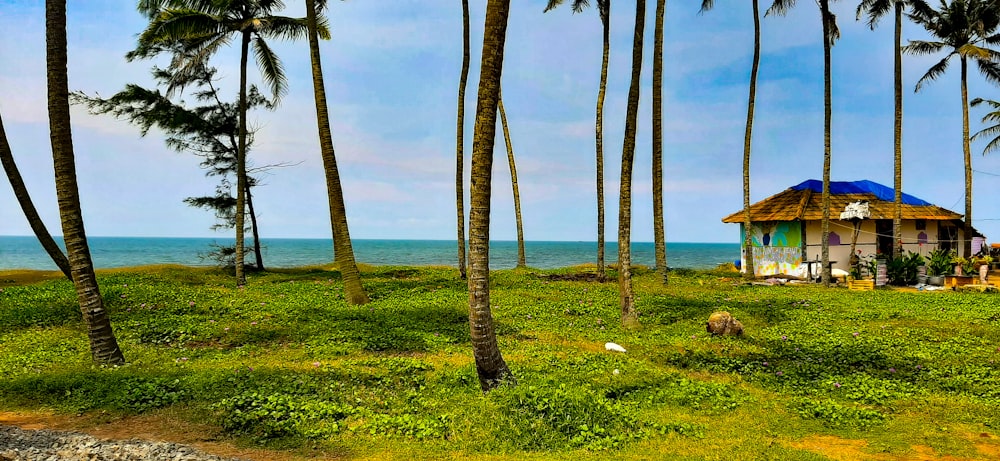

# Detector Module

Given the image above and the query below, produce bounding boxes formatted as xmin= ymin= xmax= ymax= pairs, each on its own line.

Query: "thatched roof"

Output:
xmin=721 ymin=180 xmax=963 ymax=223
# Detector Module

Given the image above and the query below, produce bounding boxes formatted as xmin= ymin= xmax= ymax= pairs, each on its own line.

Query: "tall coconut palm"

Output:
xmin=652 ymin=0 xmax=667 ymax=284
xmin=857 ymin=0 xmax=932 ymax=260
xmin=544 ymin=0 xmax=611 ymax=280
xmin=46 ymin=0 xmax=125 ymax=365
xmin=469 ymin=0 xmax=515 ymax=391
xmin=130 ymin=0 xmax=311 ymax=286
xmin=905 ymin=0 xmax=1000 ymax=258
xmin=769 ymin=0 xmax=840 ymax=286
xmin=619 ymin=0 xmax=646 ymax=328
xmin=456 ymin=0 xmax=471 ymax=280
xmin=0 ymin=113 xmax=72 ymax=280
xmin=497 ymin=94 xmax=526 ymax=268
xmin=700 ymin=0 xmax=761 ymax=281
xmin=305 ymin=0 xmax=369 ymax=305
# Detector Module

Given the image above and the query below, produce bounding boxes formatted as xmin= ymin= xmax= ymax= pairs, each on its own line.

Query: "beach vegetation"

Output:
xmin=3 ymin=266 xmax=1000 ymax=458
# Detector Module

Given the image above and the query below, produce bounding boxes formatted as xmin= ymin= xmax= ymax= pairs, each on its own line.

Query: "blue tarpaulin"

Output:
xmin=791 ymin=180 xmax=932 ymax=206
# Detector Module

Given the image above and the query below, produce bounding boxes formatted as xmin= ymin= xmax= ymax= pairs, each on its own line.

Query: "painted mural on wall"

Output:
xmin=740 ymin=221 xmax=803 ymax=275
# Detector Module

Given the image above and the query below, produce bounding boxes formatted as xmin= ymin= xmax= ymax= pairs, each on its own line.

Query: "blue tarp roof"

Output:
xmin=790 ymin=180 xmax=933 ymax=206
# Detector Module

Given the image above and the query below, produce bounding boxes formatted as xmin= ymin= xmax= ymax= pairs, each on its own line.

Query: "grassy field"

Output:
xmin=2 ymin=264 xmax=1000 ymax=460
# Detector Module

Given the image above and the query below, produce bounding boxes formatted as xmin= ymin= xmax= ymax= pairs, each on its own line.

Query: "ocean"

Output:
xmin=0 ymin=236 xmax=739 ymax=271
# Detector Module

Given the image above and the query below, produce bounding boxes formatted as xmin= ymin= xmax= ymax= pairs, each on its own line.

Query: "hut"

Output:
xmin=721 ymin=180 xmax=982 ymax=277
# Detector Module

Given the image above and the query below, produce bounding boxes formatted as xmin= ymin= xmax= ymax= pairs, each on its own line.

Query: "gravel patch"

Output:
xmin=0 ymin=424 xmax=247 ymax=461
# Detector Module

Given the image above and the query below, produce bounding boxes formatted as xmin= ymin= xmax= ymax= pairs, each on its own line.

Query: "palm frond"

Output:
xmin=699 ymin=0 xmax=714 ymax=14
xmin=765 ymin=0 xmax=798 ymax=17
xmin=252 ymin=36 xmax=287 ymax=102
xmin=977 ymin=128 xmax=1000 ymax=155
xmin=971 ymin=121 xmax=1000 ymax=140
xmin=903 ymin=39 xmax=947 ymax=55
xmin=971 ymin=97 xmax=1000 ymax=110
xmin=975 ymin=57 xmax=1000 ymax=86
xmin=827 ymin=11 xmax=841 ymax=46
xmin=256 ymin=15 xmax=311 ymax=41
xmin=856 ymin=0 xmax=892 ymax=30
xmin=913 ymin=54 xmax=953 ymax=92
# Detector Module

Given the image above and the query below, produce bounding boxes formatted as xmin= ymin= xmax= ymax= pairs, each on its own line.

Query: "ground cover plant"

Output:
xmin=2 ymin=265 xmax=1000 ymax=460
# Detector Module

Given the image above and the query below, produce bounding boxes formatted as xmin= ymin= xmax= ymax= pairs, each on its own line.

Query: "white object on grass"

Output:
xmin=605 ymin=342 xmax=626 ymax=353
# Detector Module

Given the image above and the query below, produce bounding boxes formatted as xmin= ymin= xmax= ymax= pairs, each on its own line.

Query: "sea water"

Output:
xmin=0 ymin=236 xmax=739 ymax=271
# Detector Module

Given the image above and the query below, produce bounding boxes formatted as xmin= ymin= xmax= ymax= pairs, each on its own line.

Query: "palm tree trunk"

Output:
xmin=456 ymin=0 xmax=471 ymax=280
xmin=0 ymin=113 xmax=72 ymax=280
xmin=742 ymin=0 xmax=760 ymax=280
xmin=235 ymin=31 xmax=250 ymax=286
xmin=46 ymin=0 xmax=124 ymax=365
xmin=961 ymin=56 xmax=973 ymax=258
xmin=497 ymin=95 xmax=526 ymax=268
xmin=892 ymin=1 xmax=903 ymax=260
xmin=652 ymin=0 xmax=667 ymax=284
xmin=820 ymin=0 xmax=833 ymax=287
xmin=306 ymin=0 xmax=369 ymax=305
xmin=469 ymin=0 xmax=514 ymax=391
xmin=245 ymin=181 xmax=264 ymax=271
xmin=596 ymin=0 xmax=610 ymax=281
xmin=619 ymin=0 xmax=645 ymax=329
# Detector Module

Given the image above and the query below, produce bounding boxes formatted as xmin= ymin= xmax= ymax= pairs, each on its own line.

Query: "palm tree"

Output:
xmin=700 ymin=0 xmax=761 ymax=281
xmin=305 ymin=0 xmax=369 ymax=305
xmin=857 ymin=0 xmax=932 ymax=260
xmin=497 ymin=94 xmax=526 ymax=268
xmin=905 ymin=0 xmax=1000 ymax=258
xmin=769 ymin=0 xmax=840 ymax=286
xmin=130 ymin=0 xmax=311 ymax=286
xmin=0 ymin=113 xmax=72 ymax=280
xmin=456 ymin=0 xmax=471 ymax=280
xmin=46 ymin=0 xmax=125 ymax=365
xmin=468 ymin=0 xmax=515 ymax=391
xmin=543 ymin=0 xmax=611 ymax=280
xmin=652 ymin=0 xmax=667 ymax=283
xmin=619 ymin=0 xmax=646 ymax=328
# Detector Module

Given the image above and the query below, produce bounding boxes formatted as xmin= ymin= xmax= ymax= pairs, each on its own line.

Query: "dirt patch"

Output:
xmin=786 ymin=434 xmax=997 ymax=461
xmin=0 ymin=411 xmax=343 ymax=461
xmin=532 ymin=272 xmax=609 ymax=282
xmin=0 ymin=270 xmax=65 ymax=287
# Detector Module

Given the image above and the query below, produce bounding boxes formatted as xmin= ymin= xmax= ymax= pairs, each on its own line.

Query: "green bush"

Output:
xmin=217 ymin=392 xmax=354 ymax=441
xmin=483 ymin=384 xmax=646 ymax=451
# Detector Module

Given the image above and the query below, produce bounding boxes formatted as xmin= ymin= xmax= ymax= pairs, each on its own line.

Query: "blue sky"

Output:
xmin=3 ymin=0 xmax=1000 ymax=244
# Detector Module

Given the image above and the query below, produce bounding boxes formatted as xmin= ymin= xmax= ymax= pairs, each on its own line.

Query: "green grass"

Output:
xmin=2 ymin=265 xmax=1000 ymax=460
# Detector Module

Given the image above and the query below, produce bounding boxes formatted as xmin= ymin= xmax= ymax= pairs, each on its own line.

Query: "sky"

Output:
xmin=3 ymin=1 xmax=1000 ymax=244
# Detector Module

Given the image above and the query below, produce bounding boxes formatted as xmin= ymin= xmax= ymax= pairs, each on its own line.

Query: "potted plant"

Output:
xmin=926 ymin=248 xmax=952 ymax=286
xmin=976 ymin=254 xmax=993 ymax=284
xmin=952 ymin=255 xmax=968 ymax=276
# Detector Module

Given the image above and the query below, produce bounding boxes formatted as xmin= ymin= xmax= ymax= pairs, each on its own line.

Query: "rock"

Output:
xmin=706 ymin=311 xmax=744 ymax=336
xmin=604 ymin=342 xmax=627 ymax=353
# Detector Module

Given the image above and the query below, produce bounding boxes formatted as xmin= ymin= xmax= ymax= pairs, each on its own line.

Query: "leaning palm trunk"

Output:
xmin=820 ymin=0 xmax=833 ymax=286
xmin=46 ymin=0 xmax=124 ymax=365
xmin=245 ymin=182 xmax=264 ymax=271
xmin=652 ymin=0 xmax=667 ymax=284
xmin=498 ymin=95 xmax=526 ymax=268
xmin=742 ymin=0 xmax=761 ymax=280
xmin=595 ymin=0 xmax=610 ymax=280
xmin=0 ymin=113 xmax=72 ymax=280
xmin=619 ymin=0 xmax=645 ymax=328
xmin=468 ymin=0 xmax=514 ymax=391
xmin=235 ymin=31 xmax=250 ymax=286
xmin=305 ymin=0 xmax=369 ymax=305
xmin=456 ymin=0 xmax=471 ymax=280
xmin=961 ymin=57 xmax=973 ymax=258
